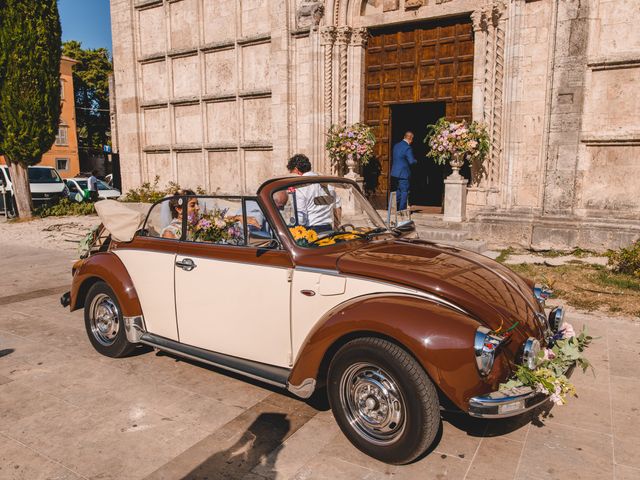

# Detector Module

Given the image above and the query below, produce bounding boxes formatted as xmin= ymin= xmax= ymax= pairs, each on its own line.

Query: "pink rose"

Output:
xmin=561 ymin=322 xmax=576 ymax=339
xmin=542 ymin=348 xmax=556 ymax=361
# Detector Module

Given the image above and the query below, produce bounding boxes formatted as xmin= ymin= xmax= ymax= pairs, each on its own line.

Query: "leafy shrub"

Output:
xmin=35 ymin=198 xmax=96 ymax=217
xmin=606 ymin=240 xmax=640 ymax=278
xmin=121 ymin=176 xmax=206 ymax=203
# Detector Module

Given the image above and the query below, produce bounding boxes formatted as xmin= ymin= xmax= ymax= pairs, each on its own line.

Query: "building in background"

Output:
xmin=110 ymin=0 xmax=640 ymax=250
xmin=0 ymin=55 xmax=80 ymax=178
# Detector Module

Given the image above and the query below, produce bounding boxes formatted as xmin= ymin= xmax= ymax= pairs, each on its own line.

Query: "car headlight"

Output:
xmin=522 ymin=337 xmax=541 ymax=370
xmin=474 ymin=326 xmax=502 ymax=376
xmin=548 ymin=307 xmax=564 ymax=333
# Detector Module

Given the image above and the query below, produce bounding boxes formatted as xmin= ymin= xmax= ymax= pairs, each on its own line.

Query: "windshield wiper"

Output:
xmin=365 ymin=227 xmax=391 ymax=239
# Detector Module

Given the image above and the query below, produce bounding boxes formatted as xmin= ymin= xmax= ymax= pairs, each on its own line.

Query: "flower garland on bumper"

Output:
xmin=500 ymin=323 xmax=593 ymax=405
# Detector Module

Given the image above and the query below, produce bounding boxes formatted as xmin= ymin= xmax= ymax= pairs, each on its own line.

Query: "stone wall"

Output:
xmin=111 ymin=0 xmax=640 ymax=249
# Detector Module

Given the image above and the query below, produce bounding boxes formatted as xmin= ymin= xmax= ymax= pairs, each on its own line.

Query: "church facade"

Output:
xmin=110 ymin=0 xmax=640 ymax=249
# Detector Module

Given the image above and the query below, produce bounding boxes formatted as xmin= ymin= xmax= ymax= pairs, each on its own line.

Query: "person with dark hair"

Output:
xmin=390 ymin=131 xmax=416 ymax=211
xmin=286 ymin=154 xmax=312 ymax=175
xmin=87 ymin=170 xmax=99 ymax=202
xmin=162 ymin=189 xmax=199 ymax=239
xmin=286 ymin=153 xmax=341 ymax=232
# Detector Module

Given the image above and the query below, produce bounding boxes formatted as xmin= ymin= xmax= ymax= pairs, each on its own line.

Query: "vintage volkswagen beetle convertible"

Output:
xmin=62 ymin=176 xmax=566 ymax=464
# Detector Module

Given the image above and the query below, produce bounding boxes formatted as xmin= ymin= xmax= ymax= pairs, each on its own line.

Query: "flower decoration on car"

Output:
xmin=499 ymin=322 xmax=593 ymax=405
xmin=190 ymin=208 xmax=244 ymax=245
xmin=289 ymin=226 xmax=318 ymax=247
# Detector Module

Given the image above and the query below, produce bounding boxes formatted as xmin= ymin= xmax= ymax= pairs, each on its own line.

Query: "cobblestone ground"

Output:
xmin=1 ymin=242 xmax=639 ymax=480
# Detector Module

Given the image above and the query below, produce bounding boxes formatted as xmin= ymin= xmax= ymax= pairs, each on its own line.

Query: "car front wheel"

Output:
xmin=327 ymin=337 xmax=441 ymax=464
xmin=84 ymin=281 xmax=135 ymax=358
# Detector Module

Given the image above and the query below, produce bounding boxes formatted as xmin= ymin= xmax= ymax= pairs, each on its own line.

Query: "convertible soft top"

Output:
xmin=94 ymin=200 xmax=144 ymax=242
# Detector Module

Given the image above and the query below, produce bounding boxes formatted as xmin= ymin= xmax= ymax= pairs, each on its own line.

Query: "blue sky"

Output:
xmin=58 ymin=0 xmax=112 ymax=52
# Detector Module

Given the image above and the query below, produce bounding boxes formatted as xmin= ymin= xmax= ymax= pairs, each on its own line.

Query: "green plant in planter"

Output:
xmin=424 ymin=118 xmax=490 ymax=183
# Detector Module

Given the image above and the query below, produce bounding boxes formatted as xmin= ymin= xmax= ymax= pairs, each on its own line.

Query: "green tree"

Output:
xmin=62 ymin=40 xmax=112 ymax=155
xmin=0 ymin=0 xmax=62 ymax=218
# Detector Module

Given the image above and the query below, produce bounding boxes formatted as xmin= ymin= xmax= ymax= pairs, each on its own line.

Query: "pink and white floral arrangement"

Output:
xmin=326 ymin=122 xmax=376 ymax=172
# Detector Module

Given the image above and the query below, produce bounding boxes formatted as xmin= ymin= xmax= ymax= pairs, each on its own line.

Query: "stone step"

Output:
xmin=418 ymin=238 xmax=489 ymax=254
xmin=411 ymin=213 xmax=468 ymax=230
xmin=414 ymin=226 xmax=469 ymax=242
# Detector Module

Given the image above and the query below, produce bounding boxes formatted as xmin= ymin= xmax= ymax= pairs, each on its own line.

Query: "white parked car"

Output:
xmin=65 ymin=177 xmax=121 ymax=201
xmin=0 ymin=165 xmax=69 ymax=213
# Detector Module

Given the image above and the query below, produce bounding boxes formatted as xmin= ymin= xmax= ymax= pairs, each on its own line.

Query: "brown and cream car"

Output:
xmin=62 ymin=176 xmax=565 ymax=464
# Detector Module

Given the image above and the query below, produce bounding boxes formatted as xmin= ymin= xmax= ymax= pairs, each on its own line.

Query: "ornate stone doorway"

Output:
xmin=363 ymin=17 xmax=474 ymax=206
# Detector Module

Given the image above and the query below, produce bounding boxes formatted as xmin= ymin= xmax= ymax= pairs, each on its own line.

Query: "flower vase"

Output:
xmin=449 ymin=152 xmax=465 ymax=179
xmin=344 ymin=156 xmax=358 ymax=181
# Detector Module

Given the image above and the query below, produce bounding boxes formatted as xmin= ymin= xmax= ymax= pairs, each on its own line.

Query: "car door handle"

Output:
xmin=176 ymin=258 xmax=197 ymax=271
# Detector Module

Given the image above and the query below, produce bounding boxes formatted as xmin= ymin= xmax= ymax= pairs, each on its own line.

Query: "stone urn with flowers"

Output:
xmin=326 ymin=122 xmax=376 ymax=182
xmin=424 ymin=118 xmax=490 ymax=182
xmin=424 ymin=118 xmax=489 ymax=221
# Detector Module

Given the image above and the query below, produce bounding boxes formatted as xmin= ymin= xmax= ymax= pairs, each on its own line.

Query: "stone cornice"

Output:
xmin=587 ymin=55 xmax=640 ymax=71
xmin=142 ymin=144 xmax=171 ymax=153
xmin=173 ymin=144 xmax=203 ymax=152
xmin=134 ymin=0 xmax=162 ymax=11
xmin=241 ymin=142 xmax=273 ymax=151
xmin=167 ymin=48 xmax=199 ymax=59
xmin=170 ymin=97 xmax=200 ymax=106
xmin=237 ymin=34 xmax=271 ymax=47
xmin=205 ymin=143 xmax=237 ymax=152
xmin=200 ymin=40 xmax=235 ymax=53
xmin=202 ymin=94 xmax=236 ymax=103
xmin=139 ymin=53 xmax=166 ymax=64
xmin=581 ymin=132 xmax=640 ymax=146
xmin=140 ymin=100 xmax=169 ymax=109
xmin=238 ymin=89 xmax=272 ymax=99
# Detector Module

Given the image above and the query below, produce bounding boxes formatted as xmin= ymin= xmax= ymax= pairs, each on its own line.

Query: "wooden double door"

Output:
xmin=363 ymin=17 xmax=474 ymax=207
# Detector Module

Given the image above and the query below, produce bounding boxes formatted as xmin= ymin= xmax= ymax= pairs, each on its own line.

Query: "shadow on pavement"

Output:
xmin=181 ymin=413 xmax=289 ymax=480
xmin=0 ymin=348 xmax=15 ymax=358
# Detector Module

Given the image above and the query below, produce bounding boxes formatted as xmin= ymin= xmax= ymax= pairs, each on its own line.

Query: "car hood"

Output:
xmin=337 ymin=239 xmax=546 ymax=340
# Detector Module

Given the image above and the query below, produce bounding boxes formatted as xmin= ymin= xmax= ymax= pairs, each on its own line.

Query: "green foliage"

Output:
xmin=593 ymin=270 xmax=640 ymax=292
xmin=606 ymin=240 xmax=640 ymax=278
xmin=121 ymin=175 xmax=182 ymax=203
xmin=495 ymin=247 xmax=514 ymax=264
xmin=0 ymin=0 xmax=62 ymax=167
xmin=34 ymin=198 xmax=95 ymax=217
xmin=61 ymin=40 xmax=112 ymax=153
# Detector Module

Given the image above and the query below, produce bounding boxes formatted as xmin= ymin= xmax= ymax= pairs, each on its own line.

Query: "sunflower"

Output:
xmin=316 ymin=237 xmax=336 ymax=247
xmin=305 ymin=230 xmax=318 ymax=242
xmin=289 ymin=226 xmax=307 ymax=240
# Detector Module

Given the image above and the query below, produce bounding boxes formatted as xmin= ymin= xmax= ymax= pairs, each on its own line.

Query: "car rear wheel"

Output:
xmin=327 ymin=337 xmax=441 ymax=464
xmin=84 ymin=281 xmax=135 ymax=358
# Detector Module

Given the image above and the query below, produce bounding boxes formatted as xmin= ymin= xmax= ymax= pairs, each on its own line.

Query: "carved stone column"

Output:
xmin=489 ymin=1 xmax=507 ymax=190
xmin=335 ymin=26 xmax=352 ymax=125
xmin=348 ymin=27 xmax=369 ymax=125
xmin=320 ymin=26 xmax=336 ymax=132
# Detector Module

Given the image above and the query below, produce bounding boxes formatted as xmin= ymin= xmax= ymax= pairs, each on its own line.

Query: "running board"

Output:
xmin=139 ymin=333 xmax=290 ymax=388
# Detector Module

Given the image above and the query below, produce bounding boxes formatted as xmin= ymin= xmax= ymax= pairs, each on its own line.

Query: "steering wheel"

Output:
xmin=338 ymin=223 xmax=356 ymax=232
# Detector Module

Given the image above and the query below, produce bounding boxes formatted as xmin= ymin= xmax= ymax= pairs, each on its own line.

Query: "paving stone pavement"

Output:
xmin=1 ymin=243 xmax=639 ymax=479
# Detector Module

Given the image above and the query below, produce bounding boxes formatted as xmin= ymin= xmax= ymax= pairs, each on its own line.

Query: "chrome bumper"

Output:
xmin=468 ymin=386 xmax=549 ymax=418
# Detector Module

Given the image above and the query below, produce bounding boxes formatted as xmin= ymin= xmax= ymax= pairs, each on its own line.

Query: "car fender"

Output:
xmin=70 ymin=252 xmax=142 ymax=317
xmin=287 ymin=294 xmax=511 ymax=411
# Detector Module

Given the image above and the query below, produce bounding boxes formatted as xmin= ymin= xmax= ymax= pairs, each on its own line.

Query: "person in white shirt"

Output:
xmin=286 ymin=154 xmax=341 ymax=233
xmin=87 ymin=170 xmax=99 ymax=202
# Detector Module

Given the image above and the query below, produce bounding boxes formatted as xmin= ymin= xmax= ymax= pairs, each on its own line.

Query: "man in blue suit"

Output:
xmin=390 ymin=131 xmax=417 ymax=211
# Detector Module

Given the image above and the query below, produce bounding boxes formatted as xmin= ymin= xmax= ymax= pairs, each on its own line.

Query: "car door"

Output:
xmin=112 ymin=197 xmax=180 ymax=340
xmin=174 ymin=196 xmax=293 ymax=367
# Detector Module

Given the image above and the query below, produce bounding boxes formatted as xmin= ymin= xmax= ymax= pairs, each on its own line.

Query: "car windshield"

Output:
xmin=76 ymin=179 xmax=111 ymax=191
xmin=28 ymin=167 xmax=62 ymax=184
xmin=273 ymin=180 xmax=389 ymax=248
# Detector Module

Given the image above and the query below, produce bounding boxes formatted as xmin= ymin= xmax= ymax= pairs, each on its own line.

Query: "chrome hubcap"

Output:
xmin=339 ymin=363 xmax=406 ymax=446
xmin=89 ymin=293 xmax=120 ymax=346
